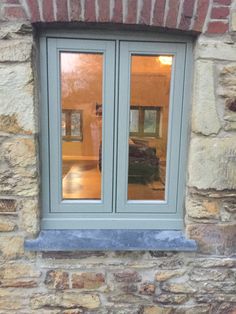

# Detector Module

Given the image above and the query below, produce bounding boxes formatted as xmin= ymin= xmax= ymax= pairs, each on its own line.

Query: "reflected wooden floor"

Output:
xmin=62 ymin=161 xmax=165 ymax=201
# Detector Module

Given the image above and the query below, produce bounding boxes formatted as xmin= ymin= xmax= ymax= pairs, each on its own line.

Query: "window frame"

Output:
xmin=39 ymin=29 xmax=193 ymax=230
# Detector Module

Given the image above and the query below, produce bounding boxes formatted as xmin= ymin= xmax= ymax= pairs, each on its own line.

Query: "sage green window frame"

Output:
xmin=40 ymin=30 xmax=192 ymax=230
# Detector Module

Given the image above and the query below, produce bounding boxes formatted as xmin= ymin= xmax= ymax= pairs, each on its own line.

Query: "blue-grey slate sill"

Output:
xmin=24 ymin=230 xmax=197 ymax=251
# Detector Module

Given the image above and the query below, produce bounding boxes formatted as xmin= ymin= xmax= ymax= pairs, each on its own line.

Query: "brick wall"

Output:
xmin=0 ymin=0 xmax=236 ymax=313
xmin=0 ymin=0 xmax=235 ymax=34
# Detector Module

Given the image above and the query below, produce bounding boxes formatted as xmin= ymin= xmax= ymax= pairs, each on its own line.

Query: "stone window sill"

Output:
xmin=24 ymin=230 xmax=197 ymax=251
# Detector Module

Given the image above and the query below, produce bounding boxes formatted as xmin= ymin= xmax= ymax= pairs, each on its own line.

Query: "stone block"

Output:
xmin=0 ymin=198 xmax=17 ymax=212
xmin=0 ymin=63 xmax=36 ymax=134
xmin=154 ymin=293 xmax=188 ymax=304
xmin=0 ymin=263 xmax=41 ymax=287
xmin=0 ymin=38 xmax=32 ymax=62
xmin=0 ymin=216 xmax=16 ymax=231
xmin=113 ymin=270 xmax=141 ymax=282
xmin=188 ymin=137 xmax=236 ymax=190
xmin=19 ymin=198 xmax=39 ymax=235
xmin=187 ymin=223 xmax=236 ymax=254
xmin=31 ymin=292 xmax=100 ymax=310
xmin=0 ymin=138 xmax=38 ymax=196
xmin=186 ymin=196 xmax=220 ymax=219
xmin=155 ymin=270 xmax=185 ymax=282
xmin=143 ymin=306 xmax=172 ymax=314
xmin=195 ymin=36 xmax=236 ymax=61
xmin=192 ymin=60 xmax=220 ymax=135
xmin=0 ymin=236 xmax=24 ymax=259
xmin=139 ymin=282 xmax=155 ymax=295
xmin=72 ymin=272 xmax=105 ymax=289
xmin=0 ymin=22 xmax=32 ymax=40
xmin=162 ymin=281 xmax=197 ymax=294
xmin=44 ymin=270 xmax=69 ymax=290
xmin=189 ymin=269 xmax=231 ymax=281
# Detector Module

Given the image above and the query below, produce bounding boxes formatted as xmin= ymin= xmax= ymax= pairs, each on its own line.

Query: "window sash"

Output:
xmin=47 ymin=38 xmax=116 ymax=213
xmin=116 ymin=41 xmax=186 ymax=213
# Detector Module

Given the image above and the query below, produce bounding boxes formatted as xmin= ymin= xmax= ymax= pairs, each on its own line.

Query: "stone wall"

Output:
xmin=0 ymin=0 xmax=236 ymax=313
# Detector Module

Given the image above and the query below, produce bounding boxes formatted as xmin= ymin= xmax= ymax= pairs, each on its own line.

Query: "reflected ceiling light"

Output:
xmin=158 ymin=56 xmax=172 ymax=65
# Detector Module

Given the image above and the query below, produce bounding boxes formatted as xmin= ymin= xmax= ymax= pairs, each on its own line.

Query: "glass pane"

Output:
xmin=128 ymin=55 xmax=172 ymax=201
xmin=60 ymin=52 xmax=103 ymax=200
xmin=144 ymin=109 xmax=157 ymax=133
xmin=130 ymin=109 xmax=139 ymax=133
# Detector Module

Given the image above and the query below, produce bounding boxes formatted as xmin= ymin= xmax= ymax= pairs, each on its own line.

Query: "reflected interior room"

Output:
xmin=61 ymin=53 xmax=172 ymax=201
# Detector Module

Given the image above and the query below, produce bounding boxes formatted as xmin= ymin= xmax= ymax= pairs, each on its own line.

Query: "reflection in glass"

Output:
xmin=60 ymin=53 xmax=103 ymax=200
xmin=128 ymin=55 xmax=172 ymax=201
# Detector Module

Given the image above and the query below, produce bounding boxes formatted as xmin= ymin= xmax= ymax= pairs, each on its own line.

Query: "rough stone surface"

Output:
xmin=231 ymin=11 xmax=236 ymax=31
xmin=72 ymin=272 xmax=105 ymax=289
xmin=0 ymin=216 xmax=16 ymax=231
xmin=188 ymin=137 xmax=236 ymax=190
xmin=44 ymin=270 xmax=69 ymax=289
xmin=192 ymin=60 xmax=221 ymax=135
xmin=0 ymin=62 xmax=36 ymax=134
xmin=186 ymin=196 xmax=220 ymax=219
xmin=0 ymin=38 xmax=32 ymax=62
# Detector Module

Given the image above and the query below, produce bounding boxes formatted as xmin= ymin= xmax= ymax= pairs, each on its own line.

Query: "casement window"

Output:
xmin=40 ymin=30 xmax=192 ymax=230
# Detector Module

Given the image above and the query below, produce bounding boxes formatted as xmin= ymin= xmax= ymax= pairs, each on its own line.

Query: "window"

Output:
xmin=40 ymin=30 xmax=192 ymax=229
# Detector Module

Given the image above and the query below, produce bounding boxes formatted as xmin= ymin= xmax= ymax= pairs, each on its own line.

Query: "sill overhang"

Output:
xmin=24 ymin=229 xmax=197 ymax=251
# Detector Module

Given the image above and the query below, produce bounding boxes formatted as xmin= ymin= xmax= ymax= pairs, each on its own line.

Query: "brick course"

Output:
xmin=0 ymin=0 xmax=234 ymax=34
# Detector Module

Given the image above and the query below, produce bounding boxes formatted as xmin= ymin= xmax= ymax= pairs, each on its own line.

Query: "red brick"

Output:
xmin=207 ymin=21 xmax=228 ymax=33
xmin=166 ymin=0 xmax=180 ymax=28
xmin=213 ymin=0 xmax=231 ymax=5
xmin=42 ymin=0 xmax=54 ymax=22
xmin=125 ymin=0 xmax=137 ymax=24
xmin=56 ymin=0 xmax=69 ymax=21
xmin=179 ymin=0 xmax=195 ymax=30
xmin=139 ymin=0 xmax=152 ymax=25
xmin=27 ymin=0 xmax=40 ymax=22
xmin=4 ymin=6 xmax=27 ymax=20
xmin=193 ymin=0 xmax=210 ymax=32
xmin=211 ymin=7 xmax=229 ymax=19
xmin=98 ymin=0 xmax=110 ymax=22
xmin=84 ymin=0 xmax=96 ymax=22
xmin=152 ymin=0 xmax=166 ymax=26
xmin=69 ymin=0 xmax=81 ymax=21
xmin=111 ymin=0 xmax=122 ymax=23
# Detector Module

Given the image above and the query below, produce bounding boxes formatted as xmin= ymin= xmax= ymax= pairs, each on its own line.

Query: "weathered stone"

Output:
xmin=143 ymin=306 xmax=172 ymax=314
xmin=62 ymin=310 xmax=83 ymax=314
xmin=139 ymin=282 xmax=155 ymax=295
xmin=174 ymin=305 xmax=211 ymax=314
xmin=0 ymin=39 xmax=32 ymax=62
xmin=219 ymin=64 xmax=236 ymax=99
xmin=0 ymin=114 xmax=31 ymax=134
xmin=0 ymin=138 xmax=38 ymax=196
xmin=0 ymin=236 xmax=24 ymax=259
xmin=0 ymin=22 xmax=32 ymax=40
xmin=154 ymin=293 xmax=188 ymax=304
xmin=72 ymin=272 xmax=105 ymax=289
xmin=0 ymin=263 xmax=41 ymax=287
xmin=44 ymin=270 xmax=69 ymax=289
xmin=190 ymin=269 xmax=230 ymax=282
xmin=0 ymin=289 xmax=29 ymax=310
xmin=189 ymin=258 xmax=236 ymax=268
xmin=192 ymin=60 xmax=221 ymax=135
xmin=196 ymin=293 xmax=236 ymax=303
xmin=42 ymin=251 xmax=106 ymax=259
xmin=195 ymin=36 xmax=236 ymax=61
xmin=31 ymin=292 xmax=100 ymax=310
xmin=113 ymin=270 xmax=141 ymax=282
xmin=19 ymin=198 xmax=39 ymax=235
xmin=223 ymin=201 xmax=236 ymax=213
xmin=120 ymin=283 xmax=138 ymax=293
xmin=214 ymin=303 xmax=236 ymax=314
xmin=0 ymin=216 xmax=16 ymax=231
xmin=0 ymin=62 xmax=36 ymax=133
xmin=155 ymin=270 xmax=185 ymax=282
xmin=198 ymin=280 xmax=236 ymax=294
xmin=232 ymin=11 xmax=236 ymax=32
xmin=186 ymin=196 xmax=220 ymax=219
xmin=0 ymin=198 xmax=17 ymax=212
xmin=188 ymin=137 xmax=236 ymax=190
xmin=187 ymin=223 xmax=236 ymax=255
xmin=162 ymin=281 xmax=197 ymax=294
xmin=108 ymin=293 xmax=148 ymax=304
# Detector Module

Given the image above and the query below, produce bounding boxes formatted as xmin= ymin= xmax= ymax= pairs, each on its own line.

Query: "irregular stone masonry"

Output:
xmin=0 ymin=0 xmax=236 ymax=313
